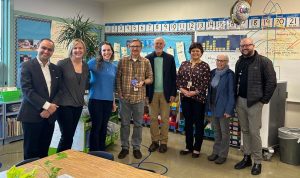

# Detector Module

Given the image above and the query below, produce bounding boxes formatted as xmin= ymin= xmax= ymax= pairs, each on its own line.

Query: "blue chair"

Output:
xmin=88 ymin=151 xmax=114 ymax=161
xmin=15 ymin=157 xmax=40 ymax=167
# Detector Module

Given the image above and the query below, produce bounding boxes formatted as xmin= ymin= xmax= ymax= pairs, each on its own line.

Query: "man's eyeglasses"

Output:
xmin=130 ymin=45 xmax=141 ymax=48
xmin=216 ymin=59 xmax=228 ymax=63
xmin=41 ymin=46 xmax=54 ymax=52
xmin=240 ymin=44 xmax=253 ymax=48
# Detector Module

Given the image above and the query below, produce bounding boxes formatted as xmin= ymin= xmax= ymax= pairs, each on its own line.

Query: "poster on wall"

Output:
xmin=51 ymin=21 xmax=68 ymax=64
xmin=106 ymin=34 xmax=193 ymax=68
xmin=16 ymin=17 xmax=51 ymax=78
xmin=195 ymin=31 xmax=247 ymax=70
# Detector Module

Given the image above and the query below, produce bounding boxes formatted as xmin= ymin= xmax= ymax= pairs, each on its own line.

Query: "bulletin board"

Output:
xmin=14 ymin=12 xmax=104 ymax=86
xmin=15 ymin=16 xmax=51 ymax=71
xmin=106 ymin=33 xmax=194 ymax=69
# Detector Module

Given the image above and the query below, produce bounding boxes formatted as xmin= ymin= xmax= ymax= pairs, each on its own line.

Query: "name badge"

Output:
xmin=131 ymin=79 xmax=139 ymax=91
xmin=187 ymin=81 xmax=192 ymax=89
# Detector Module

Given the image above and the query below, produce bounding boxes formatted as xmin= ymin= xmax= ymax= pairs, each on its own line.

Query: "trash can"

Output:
xmin=278 ymin=127 xmax=300 ymax=165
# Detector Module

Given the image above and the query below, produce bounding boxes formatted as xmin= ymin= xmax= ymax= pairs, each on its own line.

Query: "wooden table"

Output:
xmin=20 ymin=150 xmax=167 ymax=178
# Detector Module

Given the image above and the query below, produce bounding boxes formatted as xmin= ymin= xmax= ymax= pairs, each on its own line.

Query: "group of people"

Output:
xmin=17 ymin=36 xmax=276 ymax=176
xmin=17 ymin=38 xmax=118 ymax=160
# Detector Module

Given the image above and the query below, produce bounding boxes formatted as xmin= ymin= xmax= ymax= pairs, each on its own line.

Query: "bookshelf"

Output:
xmin=1 ymin=101 xmax=23 ymax=144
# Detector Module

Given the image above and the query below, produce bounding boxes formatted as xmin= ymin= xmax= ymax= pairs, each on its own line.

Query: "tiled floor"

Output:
xmin=1 ymin=127 xmax=299 ymax=178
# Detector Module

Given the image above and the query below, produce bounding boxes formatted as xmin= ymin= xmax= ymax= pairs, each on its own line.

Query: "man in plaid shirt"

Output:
xmin=116 ymin=39 xmax=153 ymax=159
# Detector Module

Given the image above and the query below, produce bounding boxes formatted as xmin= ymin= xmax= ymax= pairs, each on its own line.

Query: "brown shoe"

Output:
xmin=118 ymin=149 xmax=129 ymax=159
xmin=159 ymin=144 xmax=167 ymax=153
xmin=148 ymin=142 xmax=159 ymax=152
xmin=133 ymin=150 xmax=142 ymax=159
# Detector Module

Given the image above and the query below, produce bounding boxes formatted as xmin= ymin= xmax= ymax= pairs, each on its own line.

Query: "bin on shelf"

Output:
xmin=0 ymin=90 xmax=21 ymax=102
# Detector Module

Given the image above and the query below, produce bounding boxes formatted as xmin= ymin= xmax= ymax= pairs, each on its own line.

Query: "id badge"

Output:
xmin=131 ymin=79 xmax=139 ymax=91
xmin=187 ymin=81 xmax=192 ymax=89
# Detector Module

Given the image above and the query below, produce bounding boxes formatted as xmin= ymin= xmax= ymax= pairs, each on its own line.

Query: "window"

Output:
xmin=0 ymin=0 xmax=11 ymax=87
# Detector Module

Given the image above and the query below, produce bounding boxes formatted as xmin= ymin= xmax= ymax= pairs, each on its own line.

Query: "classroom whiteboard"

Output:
xmin=195 ymin=28 xmax=300 ymax=102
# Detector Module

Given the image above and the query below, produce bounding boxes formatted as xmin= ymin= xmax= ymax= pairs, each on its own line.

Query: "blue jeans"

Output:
xmin=119 ymin=99 xmax=144 ymax=150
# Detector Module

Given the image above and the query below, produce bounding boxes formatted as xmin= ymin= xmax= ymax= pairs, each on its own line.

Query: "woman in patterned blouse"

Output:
xmin=177 ymin=42 xmax=211 ymax=158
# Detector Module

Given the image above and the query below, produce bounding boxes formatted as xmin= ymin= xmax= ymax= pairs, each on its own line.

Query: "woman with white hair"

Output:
xmin=206 ymin=54 xmax=235 ymax=164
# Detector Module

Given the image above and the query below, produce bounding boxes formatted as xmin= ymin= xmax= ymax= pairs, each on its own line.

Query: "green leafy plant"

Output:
xmin=57 ymin=13 xmax=100 ymax=60
xmin=7 ymin=152 xmax=68 ymax=178
xmin=44 ymin=152 xmax=67 ymax=178
xmin=6 ymin=166 xmax=36 ymax=178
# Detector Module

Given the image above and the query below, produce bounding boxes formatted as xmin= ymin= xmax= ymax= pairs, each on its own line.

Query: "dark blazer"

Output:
xmin=56 ymin=58 xmax=89 ymax=107
xmin=207 ymin=69 xmax=235 ymax=118
xmin=17 ymin=58 xmax=61 ymax=123
xmin=145 ymin=51 xmax=177 ymax=103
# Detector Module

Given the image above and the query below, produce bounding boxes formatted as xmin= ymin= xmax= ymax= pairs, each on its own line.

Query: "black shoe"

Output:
xmin=148 ymin=142 xmax=159 ymax=152
xmin=118 ymin=149 xmax=129 ymax=159
xmin=159 ymin=144 xmax=167 ymax=153
xmin=180 ymin=149 xmax=192 ymax=155
xmin=234 ymin=155 xmax=252 ymax=169
xmin=192 ymin=153 xmax=200 ymax=158
xmin=133 ymin=150 xmax=142 ymax=159
xmin=251 ymin=164 xmax=262 ymax=175
xmin=207 ymin=154 xmax=218 ymax=161
xmin=215 ymin=157 xmax=227 ymax=164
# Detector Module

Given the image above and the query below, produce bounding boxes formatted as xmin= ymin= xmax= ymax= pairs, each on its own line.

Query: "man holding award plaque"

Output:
xmin=116 ymin=39 xmax=153 ymax=159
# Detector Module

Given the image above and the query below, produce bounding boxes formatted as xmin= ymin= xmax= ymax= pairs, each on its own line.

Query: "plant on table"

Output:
xmin=7 ymin=152 xmax=68 ymax=178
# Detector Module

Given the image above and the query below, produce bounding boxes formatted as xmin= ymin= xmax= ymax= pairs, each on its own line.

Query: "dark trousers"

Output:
xmin=57 ymin=106 xmax=83 ymax=152
xmin=181 ymin=97 xmax=205 ymax=152
xmin=88 ymin=99 xmax=113 ymax=151
xmin=22 ymin=120 xmax=55 ymax=159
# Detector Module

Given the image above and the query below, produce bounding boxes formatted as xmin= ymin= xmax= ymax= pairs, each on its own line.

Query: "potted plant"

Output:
xmin=57 ymin=14 xmax=100 ymax=60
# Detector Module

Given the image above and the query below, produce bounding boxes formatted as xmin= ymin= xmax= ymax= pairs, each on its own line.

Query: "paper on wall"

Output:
xmin=176 ymin=42 xmax=186 ymax=64
xmin=166 ymin=47 xmax=175 ymax=56
xmin=113 ymin=43 xmax=121 ymax=61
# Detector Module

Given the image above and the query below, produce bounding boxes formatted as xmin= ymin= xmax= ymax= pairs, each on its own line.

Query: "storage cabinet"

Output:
xmin=0 ymin=101 xmax=23 ymax=145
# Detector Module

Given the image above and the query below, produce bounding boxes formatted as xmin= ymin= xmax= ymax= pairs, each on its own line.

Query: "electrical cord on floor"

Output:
xmin=128 ymin=144 xmax=169 ymax=175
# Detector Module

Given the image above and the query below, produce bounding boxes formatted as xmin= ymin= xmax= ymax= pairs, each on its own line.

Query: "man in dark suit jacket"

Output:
xmin=146 ymin=37 xmax=177 ymax=153
xmin=17 ymin=38 xmax=61 ymax=159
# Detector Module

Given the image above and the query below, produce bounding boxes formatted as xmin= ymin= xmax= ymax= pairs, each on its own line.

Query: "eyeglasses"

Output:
xmin=240 ymin=44 xmax=253 ymax=48
xmin=216 ymin=59 xmax=228 ymax=63
xmin=41 ymin=46 xmax=54 ymax=52
xmin=130 ymin=45 xmax=141 ymax=48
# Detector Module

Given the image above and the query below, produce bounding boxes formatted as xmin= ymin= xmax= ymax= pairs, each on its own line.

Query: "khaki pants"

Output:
xmin=149 ymin=92 xmax=170 ymax=144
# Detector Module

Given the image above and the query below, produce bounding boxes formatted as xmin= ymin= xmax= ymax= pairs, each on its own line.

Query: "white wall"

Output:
xmin=103 ymin=0 xmax=300 ymax=23
xmin=14 ymin=0 xmax=104 ymax=24
xmin=103 ymin=0 xmax=300 ymax=127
